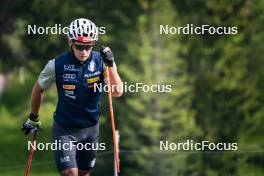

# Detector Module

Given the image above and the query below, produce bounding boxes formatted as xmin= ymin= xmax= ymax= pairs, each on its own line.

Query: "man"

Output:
xmin=22 ymin=18 xmax=123 ymax=176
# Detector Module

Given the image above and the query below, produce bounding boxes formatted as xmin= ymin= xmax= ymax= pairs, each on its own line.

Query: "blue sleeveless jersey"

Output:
xmin=54 ymin=51 xmax=105 ymax=128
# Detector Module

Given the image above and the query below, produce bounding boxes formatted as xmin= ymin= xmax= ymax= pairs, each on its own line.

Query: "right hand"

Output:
xmin=22 ymin=114 xmax=41 ymax=135
xmin=100 ymin=46 xmax=115 ymax=67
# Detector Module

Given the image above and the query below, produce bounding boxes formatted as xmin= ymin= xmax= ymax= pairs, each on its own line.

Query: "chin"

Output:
xmin=78 ymin=56 xmax=89 ymax=61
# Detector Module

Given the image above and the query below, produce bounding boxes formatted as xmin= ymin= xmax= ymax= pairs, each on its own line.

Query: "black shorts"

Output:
xmin=52 ymin=121 xmax=99 ymax=171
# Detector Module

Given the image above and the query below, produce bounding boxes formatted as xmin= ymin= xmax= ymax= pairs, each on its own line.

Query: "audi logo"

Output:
xmin=63 ymin=74 xmax=76 ymax=79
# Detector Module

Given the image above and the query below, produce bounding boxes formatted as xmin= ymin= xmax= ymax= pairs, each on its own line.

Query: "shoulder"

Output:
xmin=55 ymin=51 xmax=71 ymax=62
xmin=91 ymin=51 xmax=103 ymax=65
xmin=54 ymin=51 xmax=72 ymax=68
xmin=89 ymin=51 xmax=105 ymax=71
xmin=41 ymin=58 xmax=55 ymax=73
xmin=45 ymin=58 xmax=55 ymax=66
xmin=91 ymin=51 xmax=101 ymax=60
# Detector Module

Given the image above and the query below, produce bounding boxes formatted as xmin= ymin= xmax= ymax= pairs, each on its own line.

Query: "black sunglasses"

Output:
xmin=73 ymin=44 xmax=93 ymax=51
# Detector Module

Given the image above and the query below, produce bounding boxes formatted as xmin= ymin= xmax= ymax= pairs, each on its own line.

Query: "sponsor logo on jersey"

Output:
xmin=64 ymin=65 xmax=80 ymax=71
xmin=63 ymin=74 xmax=76 ymax=79
xmin=88 ymin=83 xmax=98 ymax=88
xmin=63 ymin=84 xmax=76 ymax=89
xmin=64 ymin=90 xmax=74 ymax=95
xmin=87 ymin=76 xmax=100 ymax=83
xmin=84 ymin=71 xmax=101 ymax=78
xmin=88 ymin=61 xmax=96 ymax=72
xmin=64 ymin=94 xmax=76 ymax=99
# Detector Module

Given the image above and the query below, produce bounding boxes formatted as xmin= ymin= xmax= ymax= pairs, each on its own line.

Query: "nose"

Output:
xmin=80 ymin=50 xmax=87 ymax=54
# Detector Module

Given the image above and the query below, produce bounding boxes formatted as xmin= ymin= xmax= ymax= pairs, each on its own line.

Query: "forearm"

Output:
xmin=30 ymin=82 xmax=44 ymax=116
xmin=108 ymin=66 xmax=123 ymax=97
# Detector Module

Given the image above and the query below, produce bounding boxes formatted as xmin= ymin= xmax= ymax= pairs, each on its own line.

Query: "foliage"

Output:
xmin=0 ymin=0 xmax=263 ymax=175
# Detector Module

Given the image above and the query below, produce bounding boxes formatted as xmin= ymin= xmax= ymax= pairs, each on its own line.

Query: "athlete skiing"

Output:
xmin=22 ymin=18 xmax=123 ymax=176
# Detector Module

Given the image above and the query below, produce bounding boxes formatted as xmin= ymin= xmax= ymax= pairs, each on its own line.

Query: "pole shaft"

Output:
xmin=114 ymin=131 xmax=120 ymax=176
xmin=106 ymin=67 xmax=120 ymax=173
xmin=26 ymin=131 xmax=37 ymax=176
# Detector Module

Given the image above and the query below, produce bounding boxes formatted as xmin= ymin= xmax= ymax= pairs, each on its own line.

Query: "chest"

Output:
xmin=56 ymin=61 xmax=104 ymax=98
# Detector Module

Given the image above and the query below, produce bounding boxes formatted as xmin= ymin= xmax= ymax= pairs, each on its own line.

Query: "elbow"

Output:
xmin=35 ymin=82 xmax=45 ymax=93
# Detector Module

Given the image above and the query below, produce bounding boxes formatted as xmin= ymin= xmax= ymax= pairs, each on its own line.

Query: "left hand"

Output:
xmin=22 ymin=114 xmax=41 ymax=135
xmin=100 ymin=46 xmax=114 ymax=67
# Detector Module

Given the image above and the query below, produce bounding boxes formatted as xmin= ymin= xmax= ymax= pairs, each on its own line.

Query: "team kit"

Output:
xmin=22 ymin=18 xmax=123 ymax=176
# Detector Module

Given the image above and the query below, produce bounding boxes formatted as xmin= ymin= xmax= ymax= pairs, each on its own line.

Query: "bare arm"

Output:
xmin=30 ymin=59 xmax=55 ymax=116
xmin=107 ymin=66 xmax=123 ymax=97
xmin=30 ymin=82 xmax=44 ymax=116
xmin=22 ymin=81 xmax=43 ymax=135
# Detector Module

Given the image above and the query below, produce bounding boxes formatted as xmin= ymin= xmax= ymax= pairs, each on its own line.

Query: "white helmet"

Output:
xmin=68 ymin=18 xmax=98 ymax=43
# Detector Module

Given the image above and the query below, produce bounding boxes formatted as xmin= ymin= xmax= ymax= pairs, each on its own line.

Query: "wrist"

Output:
xmin=29 ymin=113 xmax=39 ymax=121
xmin=107 ymin=60 xmax=115 ymax=67
xmin=108 ymin=62 xmax=117 ymax=71
xmin=108 ymin=62 xmax=114 ymax=67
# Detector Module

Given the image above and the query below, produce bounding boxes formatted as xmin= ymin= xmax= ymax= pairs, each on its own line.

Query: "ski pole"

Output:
xmin=26 ymin=130 xmax=37 ymax=176
xmin=106 ymin=66 xmax=120 ymax=173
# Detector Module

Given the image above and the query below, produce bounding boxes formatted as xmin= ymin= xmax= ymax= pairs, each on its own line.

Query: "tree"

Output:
xmin=118 ymin=0 xmax=200 ymax=175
